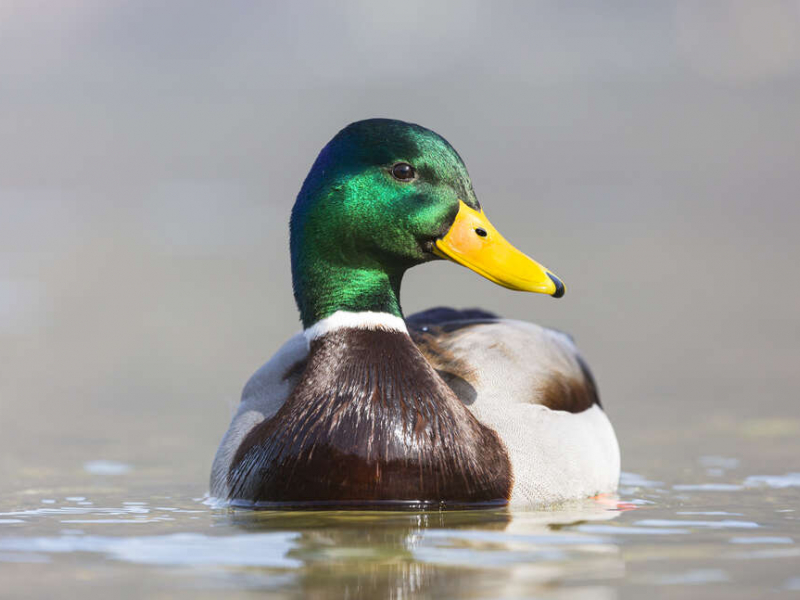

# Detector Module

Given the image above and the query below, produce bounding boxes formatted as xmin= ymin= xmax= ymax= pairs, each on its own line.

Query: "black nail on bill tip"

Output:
xmin=547 ymin=272 xmax=565 ymax=298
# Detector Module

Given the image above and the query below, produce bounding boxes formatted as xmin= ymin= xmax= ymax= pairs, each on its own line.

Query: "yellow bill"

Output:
xmin=434 ymin=200 xmax=565 ymax=297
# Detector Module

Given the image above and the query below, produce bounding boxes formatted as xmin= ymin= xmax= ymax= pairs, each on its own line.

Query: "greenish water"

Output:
xmin=1 ymin=466 xmax=798 ymax=599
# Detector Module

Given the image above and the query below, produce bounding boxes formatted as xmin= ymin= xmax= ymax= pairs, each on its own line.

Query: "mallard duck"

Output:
xmin=210 ymin=119 xmax=619 ymax=507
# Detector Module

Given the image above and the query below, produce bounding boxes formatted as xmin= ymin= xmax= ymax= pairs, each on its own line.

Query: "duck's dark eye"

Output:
xmin=391 ymin=162 xmax=416 ymax=181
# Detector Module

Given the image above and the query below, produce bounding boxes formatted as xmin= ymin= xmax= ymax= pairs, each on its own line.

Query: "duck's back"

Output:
xmin=210 ymin=308 xmax=619 ymax=505
xmin=407 ymin=308 xmax=620 ymax=505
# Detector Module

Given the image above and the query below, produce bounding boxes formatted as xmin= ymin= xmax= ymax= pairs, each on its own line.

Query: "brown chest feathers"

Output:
xmin=228 ymin=329 xmax=512 ymax=507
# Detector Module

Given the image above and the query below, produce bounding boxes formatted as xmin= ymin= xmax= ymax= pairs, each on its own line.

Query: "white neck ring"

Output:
xmin=304 ymin=311 xmax=408 ymax=342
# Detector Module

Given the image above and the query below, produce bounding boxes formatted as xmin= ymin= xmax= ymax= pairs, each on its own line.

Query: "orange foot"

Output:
xmin=592 ymin=493 xmax=638 ymax=512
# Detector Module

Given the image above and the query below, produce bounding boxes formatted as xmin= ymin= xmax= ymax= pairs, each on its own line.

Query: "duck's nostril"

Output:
xmin=475 ymin=227 xmax=488 ymax=238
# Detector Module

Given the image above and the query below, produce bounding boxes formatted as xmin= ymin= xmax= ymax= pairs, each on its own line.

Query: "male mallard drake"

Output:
xmin=210 ymin=119 xmax=619 ymax=507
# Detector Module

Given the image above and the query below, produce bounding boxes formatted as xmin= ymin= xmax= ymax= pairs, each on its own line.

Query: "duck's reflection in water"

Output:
xmin=223 ymin=498 xmax=626 ymax=599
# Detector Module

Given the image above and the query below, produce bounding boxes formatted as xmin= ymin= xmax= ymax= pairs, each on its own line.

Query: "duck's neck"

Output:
xmin=292 ymin=259 xmax=406 ymax=329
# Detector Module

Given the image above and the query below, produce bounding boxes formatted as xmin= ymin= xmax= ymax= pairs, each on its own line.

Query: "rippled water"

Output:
xmin=1 ymin=465 xmax=798 ymax=599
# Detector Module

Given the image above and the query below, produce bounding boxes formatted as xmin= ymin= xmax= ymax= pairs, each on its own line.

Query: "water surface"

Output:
xmin=1 ymin=462 xmax=798 ymax=599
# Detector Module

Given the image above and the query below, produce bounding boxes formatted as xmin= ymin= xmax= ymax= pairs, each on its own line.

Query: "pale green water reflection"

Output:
xmin=1 ymin=470 xmax=798 ymax=600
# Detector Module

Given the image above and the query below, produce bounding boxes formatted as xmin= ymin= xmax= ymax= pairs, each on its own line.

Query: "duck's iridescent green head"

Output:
xmin=290 ymin=119 xmax=563 ymax=328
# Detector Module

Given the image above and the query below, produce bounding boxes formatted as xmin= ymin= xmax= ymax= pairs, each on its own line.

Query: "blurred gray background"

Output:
xmin=1 ymin=0 xmax=799 ymax=490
